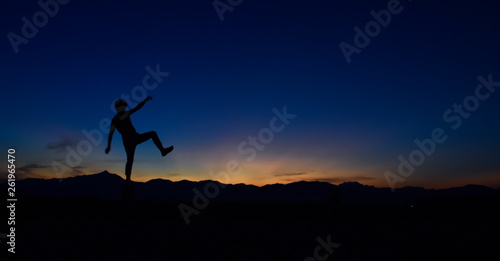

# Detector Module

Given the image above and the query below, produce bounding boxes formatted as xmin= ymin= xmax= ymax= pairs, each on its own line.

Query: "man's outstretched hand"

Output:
xmin=105 ymin=147 xmax=110 ymax=154
xmin=146 ymin=96 xmax=153 ymax=101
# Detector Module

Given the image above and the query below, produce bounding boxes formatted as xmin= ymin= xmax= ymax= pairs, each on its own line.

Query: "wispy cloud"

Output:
xmin=274 ymin=172 xmax=307 ymax=177
xmin=99 ymin=158 xmax=144 ymax=163
xmin=16 ymin=163 xmax=50 ymax=179
xmin=55 ymin=164 xmax=86 ymax=176
xmin=304 ymin=175 xmax=376 ymax=184
xmin=46 ymin=137 xmax=79 ymax=153
xmin=18 ymin=161 xmax=86 ymax=179
xmin=18 ymin=163 xmax=48 ymax=171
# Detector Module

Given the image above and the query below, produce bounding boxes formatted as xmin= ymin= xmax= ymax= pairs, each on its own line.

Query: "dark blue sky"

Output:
xmin=2 ymin=0 xmax=500 ymax=188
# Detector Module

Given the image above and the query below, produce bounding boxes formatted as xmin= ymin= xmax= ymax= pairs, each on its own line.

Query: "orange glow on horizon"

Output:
xmin=13 ymin=167 xmax=499 ymax=190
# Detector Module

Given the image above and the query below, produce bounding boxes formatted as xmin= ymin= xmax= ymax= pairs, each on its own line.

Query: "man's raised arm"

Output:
xmin=129 ymin=96 xmax=153 ymax=115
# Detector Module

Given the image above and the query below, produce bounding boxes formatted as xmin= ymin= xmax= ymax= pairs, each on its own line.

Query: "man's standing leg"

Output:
xmin=125 ymin=144 xmax=135 ymax=181
xmin=123 ymin=140 xmax=137 ymax=202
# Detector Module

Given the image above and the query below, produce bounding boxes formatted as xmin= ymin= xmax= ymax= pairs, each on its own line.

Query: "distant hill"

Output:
xmin=9 ymin=171 xmax=500 ymax=204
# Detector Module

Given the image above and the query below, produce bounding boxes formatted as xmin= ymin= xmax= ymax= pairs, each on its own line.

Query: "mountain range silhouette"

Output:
xmin=13 ymin=170 xmax=499 ymax=204
xmin=3 ymin=171 xmax=499 ymax=260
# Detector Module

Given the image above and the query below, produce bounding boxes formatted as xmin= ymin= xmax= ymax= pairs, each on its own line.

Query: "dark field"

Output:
xmin=5 ymin=196 xmax=499 ymax=260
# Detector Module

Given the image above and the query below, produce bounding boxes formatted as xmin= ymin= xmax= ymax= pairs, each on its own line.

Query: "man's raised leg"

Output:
xmin=137 ymin=131 xmax=173 ymax=156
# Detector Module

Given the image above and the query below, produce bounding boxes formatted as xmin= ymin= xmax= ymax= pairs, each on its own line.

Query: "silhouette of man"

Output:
xmin=105 ymin=96 xmax=173 ymax=181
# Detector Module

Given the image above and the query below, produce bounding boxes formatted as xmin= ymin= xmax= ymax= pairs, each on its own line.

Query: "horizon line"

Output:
xmin=2 ymin=170 xmax=498 ymax=190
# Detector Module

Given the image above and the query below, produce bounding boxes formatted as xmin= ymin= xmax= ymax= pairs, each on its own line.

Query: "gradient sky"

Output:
xmin=1 ymin=0 xmax=500 ymax=189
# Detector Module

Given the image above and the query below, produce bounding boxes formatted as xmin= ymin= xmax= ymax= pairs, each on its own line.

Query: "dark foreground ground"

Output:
xmin=3 ymin=196 xmax=499 ymax=260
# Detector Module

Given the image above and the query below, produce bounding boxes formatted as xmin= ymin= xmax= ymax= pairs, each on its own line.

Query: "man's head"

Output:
xmin=114 ymin=99 xmax=127 ymax=112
